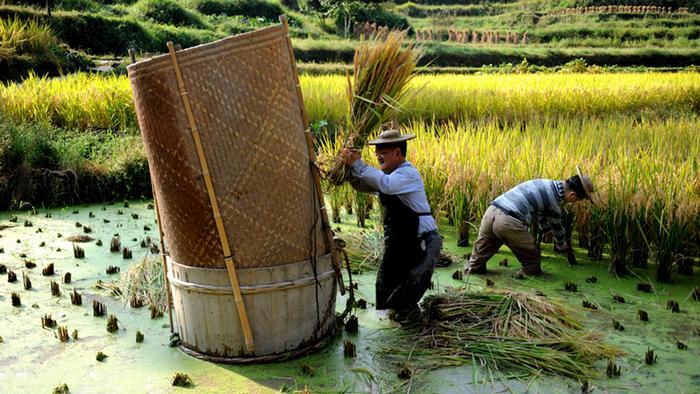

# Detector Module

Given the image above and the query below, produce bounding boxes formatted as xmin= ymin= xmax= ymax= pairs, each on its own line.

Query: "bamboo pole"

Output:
xmin=166 ymin=41 xmax=255 ymax=353
xmin=153 ymin=198 xmax=174 ymax=332
xmin=279 ymin=15 xmax=344 ymax=296
xmin=128 ymin=53 xmax=173 ymax=333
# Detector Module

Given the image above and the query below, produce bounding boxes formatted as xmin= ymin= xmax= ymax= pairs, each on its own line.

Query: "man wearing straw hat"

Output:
xmin=464 ymin=167 xmax=595 ymax=276
xmin=342 ymin=129 xmax=441 ymax=320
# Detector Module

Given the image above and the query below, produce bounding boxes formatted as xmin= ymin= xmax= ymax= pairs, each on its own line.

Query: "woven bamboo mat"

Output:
xmin=128 ymin=26 xmax=326 ymax=269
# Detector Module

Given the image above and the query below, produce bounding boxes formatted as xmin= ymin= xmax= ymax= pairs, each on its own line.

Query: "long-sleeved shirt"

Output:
xmin=349 ymin=160 xmax=438 ymax=236
xmin=491 ymin=179 xmax=566 ymax=245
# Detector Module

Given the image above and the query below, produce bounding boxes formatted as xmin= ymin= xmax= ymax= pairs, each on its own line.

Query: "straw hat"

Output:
xmin=368 ymin=129 xmax=416 ymax=145
xmin=576 ymin=165 xmax=596 ymax=204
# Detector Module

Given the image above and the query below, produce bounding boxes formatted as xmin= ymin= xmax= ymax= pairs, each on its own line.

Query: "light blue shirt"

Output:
xmin=349 ymin=160 xmax=438 ymax=236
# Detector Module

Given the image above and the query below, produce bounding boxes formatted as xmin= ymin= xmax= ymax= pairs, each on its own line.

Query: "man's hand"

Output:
xmin=341 ymin=148 xmax=361 ymax=166
xmin=554 ymin=242 xmax=570 ymax=253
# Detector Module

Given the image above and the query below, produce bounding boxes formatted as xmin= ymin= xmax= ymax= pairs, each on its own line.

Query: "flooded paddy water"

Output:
xmin=0 ymin=201 xmax=698 ymax=393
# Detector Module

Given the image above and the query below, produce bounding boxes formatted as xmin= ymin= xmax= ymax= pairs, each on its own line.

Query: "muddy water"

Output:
xmin=0 ymin=202 xmax=697 ymax=393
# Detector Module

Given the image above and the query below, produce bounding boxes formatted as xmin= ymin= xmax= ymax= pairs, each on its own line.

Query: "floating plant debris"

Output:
xmin=42 ymin=263 xmax=54 ymax=276
xmin=0 ymin=264 xmax=5 ymax=274
xmin=71 ymin=209 xmax=79 ymax=214
xmin=398 ymin=364 xmax=414 ymax=379
xmin=606 ymin=360 xmax=621 ymax=377
xmin=638 ymin=310 xmax=649 ymax=321
xmin=11 ymin=292 xmax=20 ymax=306
xmin=582 ymin=300 xmax=597 ymax=310
xmin=9 ymin=215 xmax=17 ymax=222
xmin=63 ymin=272 xmax=71 ymax=284
xmin=83 ymin=225 xmax=92 ymax=234
xmin=123 ymin=202 xmax=130 ymax=208
xmin=106 ymin=315 xmax=119 ymax=333
xmin=143 ymin=225 xmax=151 ymax=231
xmin=106 ymin=266 xmax=120 ymax=275
xmin=612 ymin=318 xmax=626 ymax=334
xmin=564 ymin=281 xmax=577 ymax=292
xmin=103 ymin=219 xmax=110 ymax=224
xmin=122 ymin=247 xmax=132 ymax=259
xmin=23 ymin=220 xmax=32 ymax=227
xmin=136 ymin=331 xmax=144 ymax=343
xmin=140 ymin=240 xmax=147 ymax=248
xmin=667 ymin=300 xmax=680 ymax=312
xmin=150 ymin=305 xmax=163 ymax=319
xmin=8 ymin=270 xmax=17 ymax=282
xmin=72 ymin=330 xmax=78 ymax=340
xmin=45 ymin=213 xmax=52 ymax=218
xmin=89 ymin=212 xmax=95 ymax=218
xmin=117 ymin=210 xmax=123 ymax=215
xmin=345 ymin=315 xmax=359 ymax=334
xmin=57 ymin=233 xmax=62 ymax=238
xmin=57 ymin=326 xmax=69 ymax=342
xmin=36 ymin=228 xmax=43 ymax=233
xmin=0 ymin=248 xmax=3 ymax=253
xmin=23 ymin=272 xmax=31 ymax=290
xmin=486 ymin=278 xmax=495 ymax=287
xmin=613 ymin=294 xmax=625 ymax=303
xmin=41 ymin=314 xmax=56 ymax=328
xmin=96 ymin=351 xmax=107 ymax=362
xmin=585 ymin=276 xmax=598 ymax=283
xmin=356 ymin=299 xmax=367 ymax=309
xmin=52 ymin=383 xmax=69 ymax=394
xmin=67 ymin=235 xmax=92 ymax=242
xmin=39 ymin=241 xmax=45 ymax=247
xmin=51 ymin=281 xmax=60 ymax=297
xmin=70 ymin=289 xmax=82 ymax=305
xmin=169 ymin=333 xmax=181 ymax=347
xmin=677 ymin=340 xmax=687 ymax=350
xmin=131 ymin=237 xmax=137 ymax=242
xmin=73 ymin=244 xmax=84 ymax=259
xmin=110 ymin=237 xmax=121 ymax=253
xmin=96 ymin=239 xmax=103 ymax=246
xmin=25 ymin=260 xmax=36 ymax=269
xmin=301 ymin=364 xmax=315 ymax=377
xmin=93 ymin=300 xmax=106 ymax=316
xmin=75 ymin=222 xmax=82 ymax=228
xmin=343 ymin=340 xmax=357 ymax=358
xmin=692 ymin=287 xmax=699 ymax=302
xmin=171 ymin=372 xmax=192 ymax=387
xmin=637 ymin=282 xmax=652 ymax=293
xmin=452 ymin=270 xmax=463 ymax=280
xmin=499 ymin=258 xmax=508 ymax=267
xmin=645 ymin=348 xmax=656 ymax=365
xmin=150 ymin=244 xmax=160 ymax=254
xmin=131 ymin=213 xmax=139 ymax=219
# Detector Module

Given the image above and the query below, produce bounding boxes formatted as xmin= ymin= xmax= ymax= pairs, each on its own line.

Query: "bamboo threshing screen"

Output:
xmin=127 ymin=25 xmax=327 ymax=269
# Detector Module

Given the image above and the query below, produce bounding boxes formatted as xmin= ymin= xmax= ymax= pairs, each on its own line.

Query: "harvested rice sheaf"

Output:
xmin=384 ymin=289 xmax=623 ymax=379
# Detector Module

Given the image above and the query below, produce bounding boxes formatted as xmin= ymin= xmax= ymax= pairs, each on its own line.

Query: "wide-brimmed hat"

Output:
xmin=576 ymin=165 xmax=596 ymax=204
xmin=368 ymin=129 xmax=416 ymax=145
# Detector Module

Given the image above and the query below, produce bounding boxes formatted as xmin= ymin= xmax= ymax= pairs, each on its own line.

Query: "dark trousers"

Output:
xmin=377 ymin=230 xmax=442 ymax=310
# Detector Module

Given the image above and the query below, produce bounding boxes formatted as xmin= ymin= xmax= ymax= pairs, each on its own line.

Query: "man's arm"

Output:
xmin=350 ymin=161 xmax=422 ymax=195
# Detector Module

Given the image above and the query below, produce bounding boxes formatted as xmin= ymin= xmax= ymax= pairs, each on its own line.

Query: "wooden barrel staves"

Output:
xmin=127 ymin=17 xmax=338 ymax=362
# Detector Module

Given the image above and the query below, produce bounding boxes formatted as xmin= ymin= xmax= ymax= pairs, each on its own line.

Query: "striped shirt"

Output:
xmin=349 ymin=160 xmax=438 ymax=236
xmin=491 ymin=179 xmax=566 ymax=245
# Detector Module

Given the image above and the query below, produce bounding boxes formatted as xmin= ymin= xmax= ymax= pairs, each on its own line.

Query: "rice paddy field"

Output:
xmin=0 ymin=69 xmax=698 ymax=392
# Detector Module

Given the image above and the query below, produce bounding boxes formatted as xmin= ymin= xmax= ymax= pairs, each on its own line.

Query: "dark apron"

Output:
xmin=376 ymin=192 xmax=435 ymax=310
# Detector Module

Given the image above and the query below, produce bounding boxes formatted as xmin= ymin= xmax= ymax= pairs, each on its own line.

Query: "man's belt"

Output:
xmin=492 ymin=203 xmax=524 ymax=222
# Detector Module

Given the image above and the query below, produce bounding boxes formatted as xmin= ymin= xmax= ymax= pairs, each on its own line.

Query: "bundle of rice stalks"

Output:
xmin=341 ymin=225 xmax=384 ymax=271
xmin=115 ymin=256 xmax=167 ymax=312
xmin=323 ymin=30 xmax=420 ymax=186
xmin=385 ymin=289 xmax=622 ymax=380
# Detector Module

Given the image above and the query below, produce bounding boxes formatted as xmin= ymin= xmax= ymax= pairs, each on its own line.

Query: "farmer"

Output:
xmin=342 ymin=129 xmax=441 ymax=319
xmin=464 ymin=167 xmax=595 ymax=276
